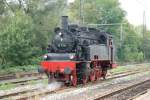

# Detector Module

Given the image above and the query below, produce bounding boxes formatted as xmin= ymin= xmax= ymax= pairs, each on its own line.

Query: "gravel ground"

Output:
xmin=42 ymin=71 xmax=150 ymax=100
xmin=0 ymin=81 xmax=64 ymax=100
xmin=0 ymin=83 xmax=45 ymax=97
xmin=5 ymin=81 xmax=64 ymax=100
xmin=134 ymin=89 xmax=150 ymax=100
xmin=105 ymin=81 xmax=150 ymax=100
xmin=1 ymin=63 xmax=150 ymax=100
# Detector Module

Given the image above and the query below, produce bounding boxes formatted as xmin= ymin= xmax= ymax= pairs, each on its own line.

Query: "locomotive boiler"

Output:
xmin=39 ymin=16 xmax=116 ymax=86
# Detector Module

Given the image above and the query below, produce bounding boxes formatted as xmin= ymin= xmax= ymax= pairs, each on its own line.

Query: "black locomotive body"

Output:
xmin=40 ymin=16 xmax=116 ymax=86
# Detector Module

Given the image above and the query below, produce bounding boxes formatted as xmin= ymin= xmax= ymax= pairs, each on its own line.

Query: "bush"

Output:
xmin=0 ymin=11 xmax=41 ymax=67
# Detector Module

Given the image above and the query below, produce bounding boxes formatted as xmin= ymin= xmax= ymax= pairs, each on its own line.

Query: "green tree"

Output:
xmin=2 ymin=0 xmax=66 ymax=50
xmin=118 ymin=24 xmax=144 ymax=62
xmin=0 ymin=11 xmax=39 ymax=67
xmin=0 ymin=0 xmax=5 ymax=15
xmin=143 ymin=31 xmax=150 ymax=60
xmin=0 ymin=0 xmax=66 ymax=67
xmin=69 ymin=0 xmax=125 ymax=24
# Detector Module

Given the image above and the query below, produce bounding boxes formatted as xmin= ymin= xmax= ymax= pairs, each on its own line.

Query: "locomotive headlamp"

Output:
xmin=59 ymin=32 xmax=64 ymax=38
xmin=43 ymin=55 xmax=48 ymax=60
xmin=59 ymin=32 xmax=62 ymax=36
xmin=69 ymin=55 xmax=74 ymax=60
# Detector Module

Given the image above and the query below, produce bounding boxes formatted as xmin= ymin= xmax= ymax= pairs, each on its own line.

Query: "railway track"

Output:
xmin=0 ymin=76 xmax=46 ymax=86
xmin=0 ymin=63 xmax=149 ymax=88
xmin=94 ymin=78 xmax=150 ymax=100
xmin=42 ymin=69 xmax=150 ymax=100
xmin=0 ymin=72 xmax=46 ymax=88
xmin=0 ymin=63 xmax=148 ymax=81
xmin=1 ymin=68 xmax=150 ymax=100
xmin=0 ymin=82 xmax=67 ymax=100
xmin=128 ymin=90 xmax=148 ymax=100
xmin=0 ymin=66 xmax=148 ymax=86
xmin=0 ymin=71 xmax=40 ymax=81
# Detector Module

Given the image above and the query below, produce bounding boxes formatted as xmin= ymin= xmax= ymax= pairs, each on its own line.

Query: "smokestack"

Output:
xmin=61 ymin=16 xmax=68 ymax=30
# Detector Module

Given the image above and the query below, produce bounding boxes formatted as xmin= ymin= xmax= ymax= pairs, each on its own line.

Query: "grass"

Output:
xmin=0 ymin=65 xmax=38 ymax=75
xmin=0 ymin=79 xmax=48 ymax=91
xmin=110 ymin=63 xmax=150 ymax=74
xmin=110 ymin=66 xmax=129 ymax=74
xmin=0 ymin=64 xmax=48 ymax=91
xmin=27 ymin=79 xmax=48 ymax=85
xmin=0 ymin=83 xmax=16 ymax=90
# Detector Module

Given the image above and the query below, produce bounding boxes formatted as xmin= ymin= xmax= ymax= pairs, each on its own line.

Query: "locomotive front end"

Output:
xmin=39 ymin=16 xmax=78 ymax=85
xmin=41 ymin=53 xmax=77 ymax=85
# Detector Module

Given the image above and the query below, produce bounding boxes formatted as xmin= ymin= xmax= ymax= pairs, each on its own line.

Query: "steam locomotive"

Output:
xmin=39 ymin=16 xmax=116 ymax=86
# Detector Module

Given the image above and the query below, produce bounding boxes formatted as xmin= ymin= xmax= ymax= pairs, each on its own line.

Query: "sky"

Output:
xmin=119 ymin=0 xmax=150 ymax=29
xmin=68 ymin=0 xmax=150 ymax=29
xmin=68 ymin=0 xmax=75 ymax=3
